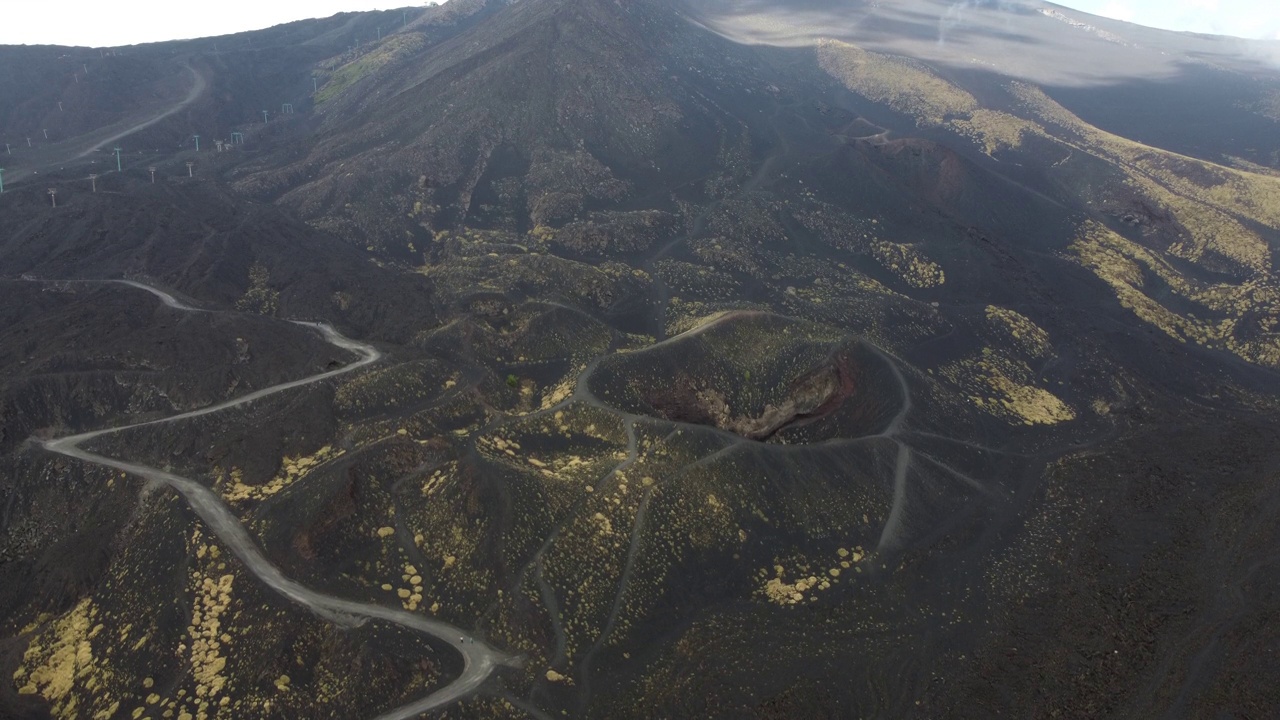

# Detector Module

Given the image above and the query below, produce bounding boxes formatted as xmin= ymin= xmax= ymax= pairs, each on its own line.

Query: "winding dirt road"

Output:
xmin=7 ymin=60 xmax=207 ymax=187
xmin=79 ymin=61 xmax=208 ymax=158
xmin=39 ymin=280 xmax=519 ymax=719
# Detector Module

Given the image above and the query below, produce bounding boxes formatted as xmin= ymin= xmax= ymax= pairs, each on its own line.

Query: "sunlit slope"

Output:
xmin=814 ymin=37 xmax=1280 ymax=369
xmin=4 ymin=0 xmax=1280 ymax=718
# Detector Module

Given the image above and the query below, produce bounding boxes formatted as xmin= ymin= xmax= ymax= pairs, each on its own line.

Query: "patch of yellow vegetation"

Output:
xmin=943 ymin=349 xmax=1075 ymax=426
xmin=985 ymin=306 xmax=1052 ymax=357
xmin=951 ymin=108 xmax=1042 ymax=155
xmin=539 ymin=375 xmax=577 ymax=410
xmin=420 ymin=464 xmax=455 ymax=497
xmin=758 ymin=564 xmax=833 ymax=606
xmin=1132 ymin=172 xmax=1269 ymax=273
xmin=17 ymin=598 xmax=100 ymax=718
xmin=974 ymin=82 xmax=1280 ymax=368
xmin=316 ymin=33 xmax=429 ymax=103
xmin=220 ymin=445 xmax=342 ymax=504
xmin=817 ymin=40 xmax=975 ymax=125
xmin=1013 ymin=83 xmax=1276 ymax=273
xmin=817 ymin=40 xmax=1041 ymax=153
xmin=174 ymin=528 xmax=236 ymax=718
xmin=972 ymin=360 xmax=1076 ymax=426
xmin=592 ymin=512 xmax=614 ymax=536
xmin=529 ymin=225 xmax=556 ymax=243
xmin=235 ymin=262 xmax=279 ymax=315
xmin=390 ymin=560 xmax=427 ymax=612
xmin=545 ymin=669 xmax=573 ymax=684
xmin=478 ymin=431 xmax=601 ymax=485
xmin=872 ymin=241 xmax=946 ymax=288
xmin=1070 ymin=221 xmax=1280 ymax=366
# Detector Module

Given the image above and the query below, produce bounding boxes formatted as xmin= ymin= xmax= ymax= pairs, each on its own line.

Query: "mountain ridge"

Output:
xmin=2 ymin=1 xmax=1280 ymax=718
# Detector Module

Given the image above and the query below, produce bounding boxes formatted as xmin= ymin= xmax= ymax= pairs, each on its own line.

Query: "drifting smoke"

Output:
xmin=938 ymin=0 xmax=1024 ymax=46
xmin=1239 ymin=34 xmax=1280 ymax=70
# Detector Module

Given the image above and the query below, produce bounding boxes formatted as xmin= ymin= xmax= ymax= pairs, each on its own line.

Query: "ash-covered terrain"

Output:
xmin=2 ymin=0 xmax=1280 ymax=718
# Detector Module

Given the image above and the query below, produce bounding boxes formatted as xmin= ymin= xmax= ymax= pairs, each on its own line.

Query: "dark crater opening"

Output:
xmin=587 ymin=312 xmax=905 ymax=443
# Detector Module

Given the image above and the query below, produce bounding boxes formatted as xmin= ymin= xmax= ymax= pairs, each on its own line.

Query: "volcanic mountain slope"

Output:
xmin=2 ymin=0 xmax=1280 ymax=718
xmin=0 ymin=2 xmax=501 ymax=187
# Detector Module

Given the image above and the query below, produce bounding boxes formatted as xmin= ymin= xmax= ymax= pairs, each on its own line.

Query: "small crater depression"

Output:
xmin=588 ymin=312 xmax=905 ymax=443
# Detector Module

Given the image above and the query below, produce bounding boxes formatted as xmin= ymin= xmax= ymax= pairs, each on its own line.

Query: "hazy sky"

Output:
xmin=1058 ymin=0 xmax=1280 ymax=40
xmin=0 ymin=1 xmax=435 ymax=47
xmin=0 ymin=0 xmax=1275 ymax=47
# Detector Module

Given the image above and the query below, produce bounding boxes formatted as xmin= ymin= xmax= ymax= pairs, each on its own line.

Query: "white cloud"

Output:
xmin=1100 ymin=3 xmax=1137 ymax=22
xmin=1059 ymin=0 xmax=1280 ymax=39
